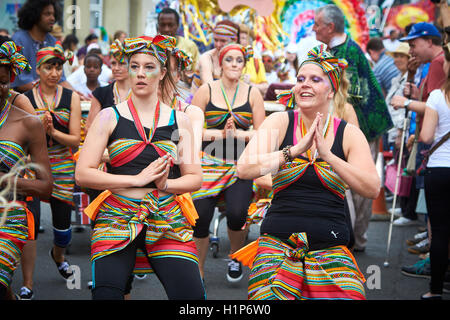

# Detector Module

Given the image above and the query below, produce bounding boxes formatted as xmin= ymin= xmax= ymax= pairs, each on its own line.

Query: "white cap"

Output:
xmin=87 ymin=43 xmax=100 ymax=54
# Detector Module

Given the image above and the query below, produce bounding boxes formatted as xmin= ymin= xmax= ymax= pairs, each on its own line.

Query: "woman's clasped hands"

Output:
xmin=288 ymin=112 xmax=332 ymax=162
xmin=134 ymin=154 xmax=173 ymax=190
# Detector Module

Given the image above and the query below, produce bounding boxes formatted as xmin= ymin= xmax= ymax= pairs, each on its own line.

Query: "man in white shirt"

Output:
xmin=383 ymin=29 xmax=401 ymax=52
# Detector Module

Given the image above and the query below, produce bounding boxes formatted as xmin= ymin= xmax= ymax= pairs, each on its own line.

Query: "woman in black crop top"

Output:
xmin=0 ymin=41 xmax=52 ymax=300
xmin=75 ymin=35 xmax=205 ymax=300
xmin=190 ymin=43 xmax=266 ymax=282
xmin=235 ymin=45 xmax=380 ymax=300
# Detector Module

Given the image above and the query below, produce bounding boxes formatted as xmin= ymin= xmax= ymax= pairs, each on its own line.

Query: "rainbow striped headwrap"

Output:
xmin=123 ymin=35 xmax=176 ymax=65
xmin=171 ymin=47 xmax=192 ymax=71
xmin=218 ymin=44 xmax=254 ymax=66
xmin=0 ymin=41 xmax=31 ymax=82
xmin=213 ymin=23 xmax=239 ymax=41
xmin=299 ymin=44 xmax=348 ymax=92
xmin=36 ymin=41 xmax=74 ymax=68
xmin=110 ymin=39 xmax=126 ymax=64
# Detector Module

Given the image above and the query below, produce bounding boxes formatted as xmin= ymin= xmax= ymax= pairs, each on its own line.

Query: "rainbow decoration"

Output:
xmin=280 ymin=0 xmax=369 ymax=49
xmin=164 ymin=0 xmax=369 ymax=52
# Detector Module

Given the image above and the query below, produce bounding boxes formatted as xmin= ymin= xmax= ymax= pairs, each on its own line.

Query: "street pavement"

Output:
xmin=9 ymin=201 xmax=447 ymax=301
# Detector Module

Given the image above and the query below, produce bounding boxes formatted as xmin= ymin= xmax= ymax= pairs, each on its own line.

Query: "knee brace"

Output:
xmin=53 ymin=227 xmax=72 ymax=248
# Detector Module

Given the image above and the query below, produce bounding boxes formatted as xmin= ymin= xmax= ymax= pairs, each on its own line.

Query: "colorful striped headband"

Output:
xmin=0 ymin=41 xmax=31 ymax=82
xmin=218 ymin=44 xmax=254 ymax=66
xmin=299 ymin=44 xmax=348 ymax=92
xmin=110 ymin=39 xmax=126 ymax=64
xmin=171 ymin=47 xmax=192 ymax=71
xmin=36 ymin=41 xmax=74 ymax=68
xmin=123 ymin=35 xmax=176 ymax=65
xmin=213 ymin=24 xmax=239 ymax=40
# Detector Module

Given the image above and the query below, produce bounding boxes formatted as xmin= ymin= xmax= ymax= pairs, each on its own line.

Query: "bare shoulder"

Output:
xmin=184 ymin=103 xmax=203 ymax=118
xmin=18 ymin=109 xmax=44 ymax=133
xmin=263 ymin=111 xmax=289 ymax=128
xmin=175 ymin=109 xmax=192 ymax=128
xmin=343 ymin=122 xmax=368 ymax=148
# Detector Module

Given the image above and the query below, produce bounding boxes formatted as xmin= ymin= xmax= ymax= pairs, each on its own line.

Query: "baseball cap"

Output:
xmin=400 ymin=22 xmax=441 ymax=42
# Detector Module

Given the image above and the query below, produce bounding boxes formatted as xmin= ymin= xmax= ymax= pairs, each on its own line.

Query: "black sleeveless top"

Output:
xmin=106 ymin=105 xmax=181 ymax=189
xmin=260 ymin=110 xmax=350 ymax=250
xmin=202 ymin=84 xmax=253 ymax=161
xmin=25 ymin=87 xmax=73 ymax=147
xmin=92 ymin=82 xmax=115 ymax=109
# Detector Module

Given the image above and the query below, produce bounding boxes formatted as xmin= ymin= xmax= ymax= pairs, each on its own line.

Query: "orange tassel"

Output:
xmin=73 ymin=150 xmax=80 ymax=162
xmin=84 ymin=190 xmax=112 ymax=221
xmin=176 ymin=193 xmax=199 ymax=226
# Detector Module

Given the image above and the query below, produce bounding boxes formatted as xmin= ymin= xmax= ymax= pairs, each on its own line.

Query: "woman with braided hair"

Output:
xmin=235 ymin=45 xmax=380 ymax=300
xmin=0 ymin=40 xmax=52 ymax=300
xmin=190 ymin=43 xmax=265 ymax=283
xmin=23 ymin=41 xmax=81 ymax=281
xmin=75 ymin=35 xmax=205 ymax=300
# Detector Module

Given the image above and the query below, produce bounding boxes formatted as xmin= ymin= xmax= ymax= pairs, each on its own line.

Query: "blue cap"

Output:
xmin=400 ymin=22 xmax=441 ymax=41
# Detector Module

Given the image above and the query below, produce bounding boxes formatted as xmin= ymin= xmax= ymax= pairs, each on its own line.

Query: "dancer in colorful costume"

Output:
xmin=75 ymin=35 xmax=205 ymax=300
xmin=24 ymin=41 xmax=81 ymax=280
xmin=191 ymin=20 xmax=240 ymax=94
xmin=190 ymin=43 xmax=265 ymax=282
xmin=0 ymin=40 xmax=52 ymax=299
xmin=235 ymin=45 xmax=380 ymax=300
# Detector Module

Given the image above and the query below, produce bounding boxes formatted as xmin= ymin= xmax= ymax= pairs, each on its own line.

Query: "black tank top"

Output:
xmin=92 ymin=82 xmax=115 ymax=109
xmin=106 ymin=105 xmax=181 ymax=188
xmin=202 ymin=84 xmax=252 ymax=161
xmin=25 ymin=87 xmax=73 ymax=147
xmin=260 ymin=110 xmax=350 ymax=250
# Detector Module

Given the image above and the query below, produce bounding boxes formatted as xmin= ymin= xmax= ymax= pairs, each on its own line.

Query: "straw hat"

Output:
xmin=386 ymin=42 xmax=410 ymax=58
xmin=51 ymin=24 xmax=63 ymax=39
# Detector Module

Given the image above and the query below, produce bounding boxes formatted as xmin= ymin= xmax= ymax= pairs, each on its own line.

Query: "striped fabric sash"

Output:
xmin=205 ymin=108 xmax=252 ymax=129
xmin=34 ymin=85 xmax=71 ymax=128
xmin=0 ymin=99 xmax=12 ymax=130
xmin=0 ymin=140 xmax=26 ymax=170
xmin=272 ymin=158 xmax=347 ymax=199
xmin=272 ymin=112 xmax=347 ymax=199
xmin=35 ymin=107 xmax=70 ymax=131
xmin=109 ymin=98 xmax=177 ymax=167
xmin=205 ymin=81 xmax=252 ymax=129
xmin=232 ymin=233 xmax=366 ymax=300
xmin=91 ymin=191 xmax=194 ymax=263
xmin=48 ymin=144 xmax=75 ymax=205
xmin=0 ymin=204 xmax=35 ymax=288
xmin=190 ymin=151 xmax=237 ymax=201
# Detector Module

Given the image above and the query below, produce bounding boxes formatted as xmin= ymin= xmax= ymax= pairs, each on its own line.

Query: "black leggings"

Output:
xmin=27 ymin=197 xmax=72 ymax=230
xmin=49 ymin=197 xmax=73 ymax=230
xmin=424 ymin=167 xmax=450 ymax=294
xmin=92 ymin=228 xmax=206 ymax=300
xmin=193 ymin=178 xmax=253 ymax=238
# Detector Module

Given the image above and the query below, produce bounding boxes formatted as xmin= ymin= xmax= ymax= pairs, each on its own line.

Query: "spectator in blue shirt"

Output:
xmin=11 ymin=0 xmax=73 ymax=93
xmin=367 ymin=37 xmax=400 ymax=96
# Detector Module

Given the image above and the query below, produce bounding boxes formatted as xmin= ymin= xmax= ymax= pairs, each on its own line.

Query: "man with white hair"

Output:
xmin=313 ymin=4 xmax=393 ymax=252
